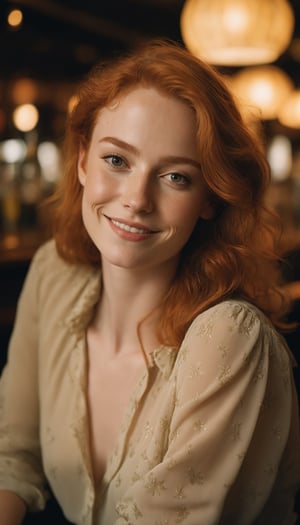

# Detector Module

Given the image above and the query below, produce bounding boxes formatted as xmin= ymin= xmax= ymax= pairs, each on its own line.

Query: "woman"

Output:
xmin=0 ymin=39 xmax=299 ymax=525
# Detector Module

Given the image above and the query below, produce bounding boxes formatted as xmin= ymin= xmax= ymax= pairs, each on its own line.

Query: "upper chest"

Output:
xmin=86 ymin=327 xmax=149 ymax=484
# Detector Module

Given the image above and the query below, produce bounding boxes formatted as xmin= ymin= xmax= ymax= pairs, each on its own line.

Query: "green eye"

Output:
xmin=166 ymin=173 xmax=189 ymax=185
xmin=104 ymin=154 xmax=126 ymax=167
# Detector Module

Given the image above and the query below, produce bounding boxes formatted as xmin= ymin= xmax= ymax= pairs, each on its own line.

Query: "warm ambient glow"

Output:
xmin=230 ymin=66 xmax=294 ymax=120
xmin=68 ymin=95 xmax=79 ymax=114
xmin=278 ymin=90 xmax=300 ymax=129
xmin=37 ymin=141 xmax=61 ymax=184
xmin=11 ymin=78 xmax=38 ymax=104
xmin=0 ymin=139 xmax=26 ymax=164
xmin=7 ymin=9 xmax=23 ymax=29
xmin=267 ymin=135 xmax=292 ymax=181
xmin=12 ymin=104 xmax=39 ymax=132
xmin=180 ymin=0 xmax=295 ymax=66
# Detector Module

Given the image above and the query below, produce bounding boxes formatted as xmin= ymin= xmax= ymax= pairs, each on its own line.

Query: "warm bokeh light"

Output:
xmin=0 ymin=139 xmax=27 ymax=163
xmin=230 ymin=66 xmax=293 ymax=120
xmin=180 ymin=0 xmax=294 ymax=66
xmin=7 ymin=9 xmax=23 ymax=29
xmin=223 ymin=4 xmax=249 ymax=35
xmin=12 ymin=103 xmax=39 ymax=132
xmin=278 ymin=90 xmax=300 ymax=129
xmin=68 ymin=95 xmax=79 ymax=114
xmin=2 ymin=234 xmax=20 ymax=250
xmin=267 ymin=135 xmax=292 ymax=181
xmin=11 ymin=78 xmax=38 ymax=104
xmin=37 ymin=141 xmax=61 ymax=184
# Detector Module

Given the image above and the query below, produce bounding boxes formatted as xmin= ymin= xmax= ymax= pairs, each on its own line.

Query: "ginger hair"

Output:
xmin=51 ymin=39 xmax=287 ymax=348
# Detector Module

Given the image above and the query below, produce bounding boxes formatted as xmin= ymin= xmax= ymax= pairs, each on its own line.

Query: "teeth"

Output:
xmin=112 ymin=219 xmax=149 ymax=234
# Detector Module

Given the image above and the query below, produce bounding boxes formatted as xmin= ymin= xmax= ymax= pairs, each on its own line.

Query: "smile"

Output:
xmin=111 ymin=219 xmax=152 ymax=234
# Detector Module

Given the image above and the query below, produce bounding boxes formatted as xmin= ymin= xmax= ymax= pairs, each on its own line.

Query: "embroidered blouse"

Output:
xmin=0 ymin=240 xmax=299 ymax=525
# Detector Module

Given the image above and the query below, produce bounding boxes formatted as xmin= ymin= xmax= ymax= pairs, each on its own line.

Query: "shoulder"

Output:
xmin=186 ymin=299 xmax=264 ymax=342
xmin=31 ymin=238 xmax=97 ymax=279
xmin=17 ymin=239 xmax=101 ymax=333
xmin=26 ymin=239 xmax=100 ymax=303
xmin=177 ymin=299 xmax=287 ymax=375
xmin=31 ymin=239 xmax=73 ymax=272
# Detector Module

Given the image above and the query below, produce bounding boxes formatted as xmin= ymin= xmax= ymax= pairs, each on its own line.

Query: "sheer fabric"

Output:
xmin=0 ymin=240 xmax=299 ymax=525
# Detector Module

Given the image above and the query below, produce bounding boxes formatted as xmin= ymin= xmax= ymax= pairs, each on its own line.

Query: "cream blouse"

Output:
xmin=0 ymin=240 xmax=299 ymax=525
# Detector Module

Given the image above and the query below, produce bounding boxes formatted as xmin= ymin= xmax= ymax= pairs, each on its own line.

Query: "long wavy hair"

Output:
xmin=52 ymin=38 xmax=287 ymax=348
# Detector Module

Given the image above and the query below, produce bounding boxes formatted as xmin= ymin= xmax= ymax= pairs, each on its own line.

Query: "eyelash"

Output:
xmin=103 ymin=154 xmax=127 ymax=168
xmin=163 ymin=172 xmax=190 ymax=186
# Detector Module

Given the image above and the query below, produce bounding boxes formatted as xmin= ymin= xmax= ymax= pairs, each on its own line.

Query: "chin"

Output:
xmin=100 ymin=250 xmax=146 ymax=270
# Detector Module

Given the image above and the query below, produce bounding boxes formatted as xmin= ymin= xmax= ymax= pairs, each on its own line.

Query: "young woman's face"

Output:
xmin=78 ymin=87 xmax=213 ymax=273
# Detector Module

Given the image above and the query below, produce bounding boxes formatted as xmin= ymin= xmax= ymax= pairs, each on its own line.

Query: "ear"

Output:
xmin=77 ymin=147 xmax=87 ymax=186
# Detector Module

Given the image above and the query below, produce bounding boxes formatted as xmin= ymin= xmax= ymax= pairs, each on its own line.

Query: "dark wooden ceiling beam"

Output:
xmin=7 ymin=0 xmax=146 ymax=44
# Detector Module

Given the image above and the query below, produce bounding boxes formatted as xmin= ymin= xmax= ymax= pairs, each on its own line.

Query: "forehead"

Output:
xmin=94 ymin=86 xmax=197 ymax=138
xmin=102 ymin=85 xmax=193 ymax=114
xmin=89 ymin=87 xmax=199 ymax=159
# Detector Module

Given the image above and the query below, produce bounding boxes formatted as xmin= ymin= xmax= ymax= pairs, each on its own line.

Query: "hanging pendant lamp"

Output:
xmin=278 ymin=90 xmax=300 ymax=129
xmin=180 ymin=0 xmax=295 ymax=66
xmin=229 ymin=65 xmax=294 ymax=120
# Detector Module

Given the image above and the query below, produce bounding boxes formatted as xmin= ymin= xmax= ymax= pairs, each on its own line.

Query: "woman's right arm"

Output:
xmin=0 ymin=246 xmax=49 ymax=515
xmin=0 ymin=490 xmax=26 ymax=525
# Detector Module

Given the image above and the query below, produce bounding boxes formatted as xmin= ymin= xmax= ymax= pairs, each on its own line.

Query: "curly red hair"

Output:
xmin=52 ymin=39 xmax=286 ymax=348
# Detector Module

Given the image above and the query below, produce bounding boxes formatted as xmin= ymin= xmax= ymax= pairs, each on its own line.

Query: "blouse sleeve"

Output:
xmin=115 ymin=301 xmax=295 ymax=525
xmin=0 ymin=248 xmax=49 ymax=511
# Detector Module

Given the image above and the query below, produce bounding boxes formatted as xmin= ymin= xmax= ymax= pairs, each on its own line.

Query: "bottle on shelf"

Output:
xmin=0 ymin=160 xmax=21 ymax=233
xmin=19 ymin=130 xmax=41 ymax=230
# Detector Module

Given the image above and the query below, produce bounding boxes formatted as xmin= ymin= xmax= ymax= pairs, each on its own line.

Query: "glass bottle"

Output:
xmin=0 ymin=161 xmax=21 ymax=233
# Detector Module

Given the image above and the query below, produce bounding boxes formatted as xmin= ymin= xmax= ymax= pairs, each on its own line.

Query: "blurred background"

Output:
xmin=1 ymin=0 xmax=300 ymax=364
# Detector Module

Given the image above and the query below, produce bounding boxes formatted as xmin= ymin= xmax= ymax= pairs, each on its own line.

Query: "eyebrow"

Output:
xmin=99 ymin=136 xmax=202 ymax=170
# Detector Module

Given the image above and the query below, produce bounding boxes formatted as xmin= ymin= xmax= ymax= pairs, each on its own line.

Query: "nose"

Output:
xmin=121 ymin=173 xmax=154 ymax=213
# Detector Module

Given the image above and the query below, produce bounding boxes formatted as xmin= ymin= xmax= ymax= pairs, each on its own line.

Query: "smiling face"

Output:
xmin=78 ymin=86 xmax=213 ymax=274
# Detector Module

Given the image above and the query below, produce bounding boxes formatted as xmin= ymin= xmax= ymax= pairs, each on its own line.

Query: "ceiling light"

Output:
xmin=278 ymin=90 xmax=300 ymax=128
xmin=180 ymin=0 xmax=295 ymax=66
xmin=230 ymin=65 xmax=294 ymax=120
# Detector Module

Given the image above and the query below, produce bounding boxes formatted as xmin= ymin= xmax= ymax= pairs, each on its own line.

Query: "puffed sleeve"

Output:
xmin=0 ymin=247 xmax=49 ymax=511
xmin=115 ymin=301 xmax=297 ymax=525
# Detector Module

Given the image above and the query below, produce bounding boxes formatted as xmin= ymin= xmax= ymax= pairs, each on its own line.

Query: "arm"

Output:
xmin=0 ymin=490 xmax=26 ymax=525
xmin=0 ymin=247 xmax=49 ymax=513
xmin=115 ymin=301 xmax=295 ymax=524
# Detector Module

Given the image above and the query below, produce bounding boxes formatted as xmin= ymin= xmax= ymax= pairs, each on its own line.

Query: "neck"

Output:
xmin=92 ymin=261 xmax=176 ymax=358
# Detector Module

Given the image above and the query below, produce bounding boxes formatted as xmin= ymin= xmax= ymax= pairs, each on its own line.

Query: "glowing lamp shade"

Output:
xmin=230 ymin=66 xmax=293 ymax=120
xmin=180 ymin=0 xmax=295 ymax=66
xmin=278 ymin=90 xmax=300 ymax=129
